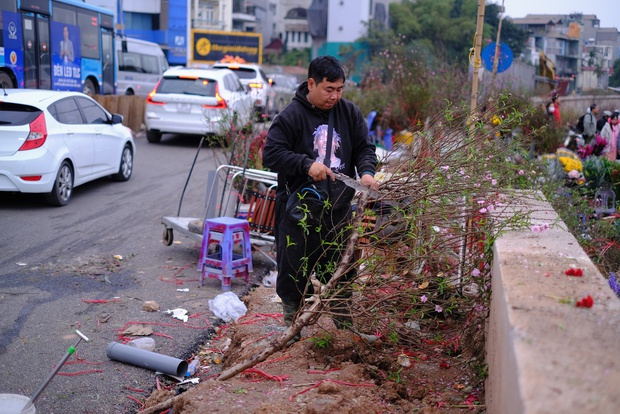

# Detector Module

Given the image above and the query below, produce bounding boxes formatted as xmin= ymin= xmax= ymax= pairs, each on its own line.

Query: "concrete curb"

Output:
xmin=486 ymin=196 xmax=620 ymax=413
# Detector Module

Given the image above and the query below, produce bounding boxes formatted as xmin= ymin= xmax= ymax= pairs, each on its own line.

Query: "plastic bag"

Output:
xmin=208 ymin=291 xmax=247 ymax=322
xmin=127 ymin=337 xmax=156 ymax=352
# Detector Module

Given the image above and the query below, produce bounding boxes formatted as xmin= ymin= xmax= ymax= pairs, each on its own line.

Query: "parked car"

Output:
xmin=267 ymin=73 xmax=298 ymax=118
xmin=144 ymin=66 xmax=253 ymax=143
xmin=0 ymin=89 xmax=135 ymax=206
xmin=211 ymin=62 xmax=271 ymax=121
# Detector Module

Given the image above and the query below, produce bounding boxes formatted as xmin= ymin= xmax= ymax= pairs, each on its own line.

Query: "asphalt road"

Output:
xmin=0 ymin=131 xmax=274 ymax=413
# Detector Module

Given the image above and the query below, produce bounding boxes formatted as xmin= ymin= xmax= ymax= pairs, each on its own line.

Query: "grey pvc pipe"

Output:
xmin=106 ymin=342 xmax=188 ymax=377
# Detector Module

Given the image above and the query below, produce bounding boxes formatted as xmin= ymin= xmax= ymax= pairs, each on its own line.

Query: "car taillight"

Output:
xmin=146 ymin=80 xmax=164 ymax=105
xmin=249 ymin=82 xmax=263 ymax=89
xmin=19 ymin=112 xmax=47 ymax=151
xmin=202 ymin=84 xmax=227 ymax=109
xmin=146 ymin=90 xmax=165 ymax=105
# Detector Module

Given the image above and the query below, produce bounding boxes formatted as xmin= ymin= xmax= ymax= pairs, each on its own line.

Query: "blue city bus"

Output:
xmin=0 ymin=0 xmax=115 ymax=94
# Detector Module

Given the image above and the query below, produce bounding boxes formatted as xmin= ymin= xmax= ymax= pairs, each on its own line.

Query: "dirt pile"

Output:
xmin=140 ymin=285 xmax=484 ymax=413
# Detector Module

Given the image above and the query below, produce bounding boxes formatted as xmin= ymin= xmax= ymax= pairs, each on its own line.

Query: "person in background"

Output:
xmin=582 ymin=103 xmax=599 ymax=144
xmin=262 ymin=56 xmax=378 ymax=343
xmin=601 ymin=112 xmax=620 ymax=161
xmin=546 ymin=94 xmax=561 ymax=127
xmin=597 ymin=110 xmax=612 ymax=134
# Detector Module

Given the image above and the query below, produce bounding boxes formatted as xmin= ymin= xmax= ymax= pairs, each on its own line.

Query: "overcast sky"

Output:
xmin=494 ymin=0 xmax=619 ymax=30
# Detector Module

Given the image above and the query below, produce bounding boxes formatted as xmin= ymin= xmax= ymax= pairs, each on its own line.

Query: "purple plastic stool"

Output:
xmin=197 ymin=217 xmax=252 ymax=290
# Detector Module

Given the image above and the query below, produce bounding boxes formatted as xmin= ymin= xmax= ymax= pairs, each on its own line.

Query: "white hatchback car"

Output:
xmin=211 ymin=62 xmax=271 ymax=121
xmin=144 ymin=67 xmax=253 ymax=143
xmin=0 ymin=89 xmax=135 ymax=206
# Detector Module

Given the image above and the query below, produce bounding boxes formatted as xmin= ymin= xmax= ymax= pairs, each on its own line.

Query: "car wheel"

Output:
xmin=46 ymin=161 xmax=73 ymax=206
xmin=83 ymin=78 xmax=97 ymax=96
xmin=112 ymin=144 xmax=133 ymax=181
xmin=146 ymin=130 xmax=162 ymax=143
xmin=0 ymin=71 xmax=15 ymax=88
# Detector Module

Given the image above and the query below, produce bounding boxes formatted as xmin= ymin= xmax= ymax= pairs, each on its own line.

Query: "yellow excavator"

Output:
xmin=536 ymin=51 xmax=574 ymax=95
xmin=536 ymin=50 xmax=556 ymax=92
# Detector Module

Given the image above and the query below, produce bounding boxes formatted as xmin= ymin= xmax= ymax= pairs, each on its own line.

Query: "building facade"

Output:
xmin=511 ymin=13 xmax=619 ymax=92
xmin=87 ymin=0 xmax=397 ymax=71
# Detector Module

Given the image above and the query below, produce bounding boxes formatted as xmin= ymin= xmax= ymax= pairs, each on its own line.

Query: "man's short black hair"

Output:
xmin=590 ymin=103 xmax=598 ymax=111
xmin=308 ymin=55 xmax=346 ymax=85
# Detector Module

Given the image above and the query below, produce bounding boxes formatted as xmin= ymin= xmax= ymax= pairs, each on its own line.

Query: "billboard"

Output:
xmin=190 ymin=30 xmax=262 ymax=64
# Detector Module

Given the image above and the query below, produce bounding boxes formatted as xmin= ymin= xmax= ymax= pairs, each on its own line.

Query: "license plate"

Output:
xmin=177 ymin=103 xmax=191 ymax=113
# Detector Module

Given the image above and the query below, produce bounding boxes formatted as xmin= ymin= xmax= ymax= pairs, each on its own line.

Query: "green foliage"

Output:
xmin=484 ymin=3 xmax=529 ymax=57
xmin=386 ymin=369 xmax=403 ymax=383
xmin=309 ymin=333 xmax=333 ymax=349
xmin=581 ymin=157 xmax=620 ymax=200
xmin=387 ymin=0 xmax=528 ymax=70
xmin=390 ymin=0 xmax=479 ymax=67
xmin=471 ymin=360 xmax=488 ymax=381
xmin=283 ymin=48 xmax=312 ymax=67
xmin=582 ymin=157 xmax=609 ymax=192
xmin=264 ymin=48 xmax=311 ymax=67
xmin=610 ymin=59 xmax=620 ymax=87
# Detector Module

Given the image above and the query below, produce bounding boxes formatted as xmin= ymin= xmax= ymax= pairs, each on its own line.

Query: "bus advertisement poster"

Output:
xmin=1 ymin=11 xmax=25 ymax=88
xmin=50 ymin=21 xmax=81 ymax=91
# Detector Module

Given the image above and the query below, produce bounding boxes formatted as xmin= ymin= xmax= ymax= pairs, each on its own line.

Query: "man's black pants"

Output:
xmin=273 ymin=198 xmax=355 ymax=305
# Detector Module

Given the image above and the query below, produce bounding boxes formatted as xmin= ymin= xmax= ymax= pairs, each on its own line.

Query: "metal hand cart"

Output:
xmin=161 ymin=162 xmax=278 ymax=264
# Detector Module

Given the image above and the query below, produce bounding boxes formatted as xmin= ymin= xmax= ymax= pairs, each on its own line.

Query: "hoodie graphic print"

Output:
xmin=313 ymin=124 xmax=342 ymax=170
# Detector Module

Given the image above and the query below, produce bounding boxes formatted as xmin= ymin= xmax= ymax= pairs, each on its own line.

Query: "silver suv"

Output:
xmin=144 ymin=67 xmax=253 ymax=143
xmin=212 ymin=62 xmax=271 ymax=122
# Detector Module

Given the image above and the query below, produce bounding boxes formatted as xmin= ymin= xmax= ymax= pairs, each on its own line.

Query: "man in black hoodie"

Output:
xmin=262 ymin=56 xmax=378 ymax=341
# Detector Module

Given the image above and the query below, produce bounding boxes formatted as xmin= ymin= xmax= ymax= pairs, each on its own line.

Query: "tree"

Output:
xmin=609 ymin=58 xmax=620 ymax=87
xmin=389 ymin=0 xmax=481 ymax=68
xmin=388 ymin=1 xmax=527 ymax=69
xmin=484 ymin=3 xmax=528 ymax=57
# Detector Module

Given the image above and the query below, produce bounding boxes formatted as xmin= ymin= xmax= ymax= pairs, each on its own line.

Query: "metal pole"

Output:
xmin=120 ymin=0 xmax=124 ymax=37
xmin=21 ymin=331 xmax=90 ymax=413
xmin=492 ymin=0 xmax=506 ymax=80
xmin=470 ymin=0 xmax=486 ymax=115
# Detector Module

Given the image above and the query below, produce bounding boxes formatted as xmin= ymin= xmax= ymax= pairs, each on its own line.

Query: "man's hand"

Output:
xmin=360 ymin=174 xmax=378 ymax=191
xmin=308 ymin=162 xmax=335 ymax=182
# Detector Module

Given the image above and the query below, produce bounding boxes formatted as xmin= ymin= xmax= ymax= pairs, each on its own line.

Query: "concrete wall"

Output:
xmin=532 ymin=94 xmax=620 ymax=115
xmin=486 ymin=195 xmax=620 ymax=413
xmin=479 ymin=60 xmax=537 ymax=97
